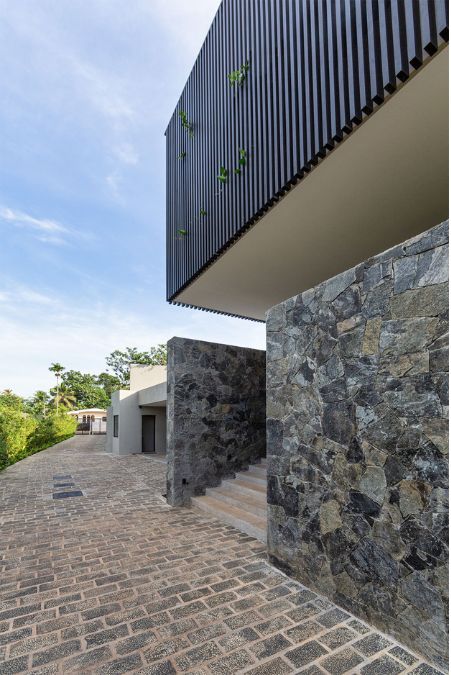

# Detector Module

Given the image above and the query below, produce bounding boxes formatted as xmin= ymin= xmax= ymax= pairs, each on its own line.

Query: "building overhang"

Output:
xmin=173 ymin=47 xmax=448 ymax=320
xmin=138 ymin=381 xmax=167 ymax=407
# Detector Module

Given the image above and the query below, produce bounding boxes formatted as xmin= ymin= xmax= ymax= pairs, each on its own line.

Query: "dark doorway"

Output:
xmin=142 ymin=415 xmax=156 ymax=453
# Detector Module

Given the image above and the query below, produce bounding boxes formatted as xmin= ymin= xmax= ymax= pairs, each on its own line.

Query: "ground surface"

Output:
xmin=0 ymin=436 xmax=444 ymax=674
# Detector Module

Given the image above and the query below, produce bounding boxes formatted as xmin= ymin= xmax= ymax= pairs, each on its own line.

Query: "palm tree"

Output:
xmin=53 ymin=388 xmax=76 ymax=410
xmin=33 ymin=390 xmax=50 ymax=417
xmin=49 ymin=363 xmax=65 ymax=413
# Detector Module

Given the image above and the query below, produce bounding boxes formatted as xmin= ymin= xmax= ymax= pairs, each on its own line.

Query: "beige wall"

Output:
xmin=129 ymin=365 xmax=167 ymax=392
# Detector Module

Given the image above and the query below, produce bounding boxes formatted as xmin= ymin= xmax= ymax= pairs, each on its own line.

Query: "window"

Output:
xmin=82 ymin=415 xmax=87 ymax=423
xmin=113 ymin=415 xmax=119 ymax=438
xmin=102 ymin=416 xmax=107 ymax=422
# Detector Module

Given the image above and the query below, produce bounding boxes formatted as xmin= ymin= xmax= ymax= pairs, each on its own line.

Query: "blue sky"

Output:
xmin=0 ymin=0 xmax=265 ymax=396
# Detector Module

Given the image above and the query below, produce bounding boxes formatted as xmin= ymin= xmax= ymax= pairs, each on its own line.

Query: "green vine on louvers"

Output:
xmin=177 ymin=57 xmax=252 ymax=242
xmin=227 ymin=61 xmax=250 ymax=87
xmin=234 ymin=148 xmax=247 ymax=174
xmin=217 ymin=166 xmax=229 ymax=184
xmin=179 ymin=110 xmax=194 ymax=138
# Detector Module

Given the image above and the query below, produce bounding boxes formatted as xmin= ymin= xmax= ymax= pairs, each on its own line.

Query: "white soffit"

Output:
xmin=176 ymin=47 xmax=449 ymax=321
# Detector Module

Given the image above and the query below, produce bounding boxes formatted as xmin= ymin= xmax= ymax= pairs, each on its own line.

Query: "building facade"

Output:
xmin=165 ymin=1 xmax=449 ymax=668
xmin=68 ymin=408 xmax=107 ymax=434
xmin=106 ymin=365 xmax=167 ymax=456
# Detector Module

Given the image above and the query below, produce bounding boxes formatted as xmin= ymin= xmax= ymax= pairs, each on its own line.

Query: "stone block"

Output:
xmin=266 ymin=221 xmax=449 ymax=668
xmin=167 ymin=338 xmax=266 ymax=506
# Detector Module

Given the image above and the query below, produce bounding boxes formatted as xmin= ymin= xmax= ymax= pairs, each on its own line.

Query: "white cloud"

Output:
xmin=147 ymin=0 xmax=221 ymax=54
xmin=105 ymin=171 xmax=123 ymax=201
xmin=0 ymin=206 xmax=72 ymax=246
xmin=68 ymin=57 xmax=135 ymax=127
xmin=114 ymin=143 xmax=139 ymax=166
xmin=0 ymin=206 xmax=68 ymax=234
xmin=0 ymin=285 xmax=265 ymax=397
xmin=0 ymin=206 xmax=95 ymax=246
xmin=0 ymin=288 xmax=56 ymax=306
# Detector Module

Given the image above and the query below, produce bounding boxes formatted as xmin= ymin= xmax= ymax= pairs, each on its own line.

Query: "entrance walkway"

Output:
xmin=0 ymin=436 xmax=443 ymax=674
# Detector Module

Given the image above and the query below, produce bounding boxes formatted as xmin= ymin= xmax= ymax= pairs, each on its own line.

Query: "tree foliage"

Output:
xmin=0 ymin=389 xmax=77 ymax=470
xmin=0 ymin=391 xmax=37 ymax=469
xmin=25 ymin=413 xmax=77 ymax=459
xmin=59 ymin=371 xmax=110 ymax=409
xmin=0 ymin=390 xmax=23 ymax=410
xmin=1 ymin=343 xmax=167 ymax=470
xmin=26 ymin=390 xmax=50 ymax=418
xmin=52 ymin=387 xmax=76 ymax=410
xmin=106 ymin=345 xmax=167 ymax=387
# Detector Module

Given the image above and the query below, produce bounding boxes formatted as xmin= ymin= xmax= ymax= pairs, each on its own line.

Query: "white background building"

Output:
xmin=68 ymin=408 xmax=107 ymax=434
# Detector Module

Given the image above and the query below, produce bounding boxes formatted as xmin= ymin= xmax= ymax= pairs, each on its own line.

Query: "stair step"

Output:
xmin=243 ymin=466 xmax=267 ymax=479
xmin=222 ymin=478 xmax=266 ymax=499
xmin=236 ymin=471 xmax=266 ymax=487
xmin=207 ymin=485 xmax=267 ymax=518
xmin=191 ymin=495 xmax=266 ymax=543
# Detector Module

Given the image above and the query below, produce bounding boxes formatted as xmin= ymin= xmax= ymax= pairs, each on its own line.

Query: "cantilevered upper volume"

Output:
xmin=166 ymin=0 xmax=449 ymax=320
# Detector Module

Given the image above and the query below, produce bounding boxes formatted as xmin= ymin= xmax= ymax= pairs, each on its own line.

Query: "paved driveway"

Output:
xmin=0 ymin=436 xmax=443 ymax=674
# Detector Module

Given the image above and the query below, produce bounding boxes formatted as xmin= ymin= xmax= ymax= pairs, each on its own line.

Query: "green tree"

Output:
xmin=25 ymin=412 xmax=77 ymax=459
xmin=95 ymin=372 xmax=121 ymax=399
xmin=60 ymin=370 xmax=110 ymax=409
xmin=105 ymin=345 xmax=167 ymax=387
xmin=53 ymin=387 xmax=76 ymax=410
xmin=0 ymin=389 xmax=23 ymax=410
xmin=49 ymin=363 xmax=65 ymax=413
xmin=0 ymin=391 xmax=36 ymax=469
xmin=26 ymin=390 xmax=50 ymax=418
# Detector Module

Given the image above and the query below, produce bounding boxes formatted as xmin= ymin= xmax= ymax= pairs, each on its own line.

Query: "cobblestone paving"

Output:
xmin=0 ymin=436 xmax=445 ymax=674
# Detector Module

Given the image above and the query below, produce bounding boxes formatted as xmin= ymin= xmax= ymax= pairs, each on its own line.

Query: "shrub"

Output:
xmin=0 ymin=407 xmax=37 ymax=469
xmin=0 ymin=411 xmax=77 ymax=470
xmin=25 ymin=413 xmax=77 ymax=458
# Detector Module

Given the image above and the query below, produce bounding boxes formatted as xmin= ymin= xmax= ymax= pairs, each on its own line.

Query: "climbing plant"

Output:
xmin=179 ymin=110 xmax=194 ymax=137
xmin=217 ymin=166 xmax=229 ymax=184
xmin=234 ymin=148 xmax=247 ymax=175
xmin=227 ymin=61 xmax=250 ymax=87
xmin=175 ymin=57 xmax=252 ymax=242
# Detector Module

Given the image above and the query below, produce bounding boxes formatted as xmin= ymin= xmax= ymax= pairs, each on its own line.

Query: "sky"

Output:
xmin=0 ymin=0 xmax=265 ymax=397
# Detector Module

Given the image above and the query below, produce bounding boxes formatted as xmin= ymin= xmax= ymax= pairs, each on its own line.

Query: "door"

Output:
xmin=142 ymin=415 xmax=156 ymax=453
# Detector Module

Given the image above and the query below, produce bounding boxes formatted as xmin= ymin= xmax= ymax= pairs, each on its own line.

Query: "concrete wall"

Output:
xmin=109 ymin=392 xmax=167 ymax=456
xmin=151 ymin=406 xmax=167 ymax=454
xmin=106 ymin=406 xmax=113 ymax=453
xmin=130 ymin=365 xmax=167 ymax=391
xmin=110 ymin=390 xmax=141 ymax=455
xmin=266 ymin=221 xmax=448 ymax=669
xmin=107 ymin=366 xmax=168 ymax=456
xmin=166 ymin=337 xmax=266 ymax=506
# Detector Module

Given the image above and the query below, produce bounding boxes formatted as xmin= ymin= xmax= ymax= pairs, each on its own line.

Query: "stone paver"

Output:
xmin=0 ymin=436 xmax=445 ymax=673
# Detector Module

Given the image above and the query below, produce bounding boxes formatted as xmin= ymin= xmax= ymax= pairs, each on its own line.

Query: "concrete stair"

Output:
xmin=191 ymin=458 xmax=267 ymax=543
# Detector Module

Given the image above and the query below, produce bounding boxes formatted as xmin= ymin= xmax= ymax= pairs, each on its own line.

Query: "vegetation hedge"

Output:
xmin=0 ymin=411 xmax=76 ymax=471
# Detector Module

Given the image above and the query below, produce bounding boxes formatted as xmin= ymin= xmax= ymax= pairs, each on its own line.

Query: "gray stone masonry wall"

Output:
xmin=266 ymin=220 xmax=449 ymax=669
xmin=166 ymin=337 xmax=266 ymax=507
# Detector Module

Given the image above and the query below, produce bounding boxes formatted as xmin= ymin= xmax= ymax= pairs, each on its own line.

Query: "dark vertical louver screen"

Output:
xmin=166 ymin=0 xmax=448 ymax=304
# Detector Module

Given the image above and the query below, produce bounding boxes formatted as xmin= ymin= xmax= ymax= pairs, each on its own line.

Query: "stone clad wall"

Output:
xmin=266 ymin=221 xmax=449 ymax=668
xmin=166 ymin=337 xmax=266 ymax=507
